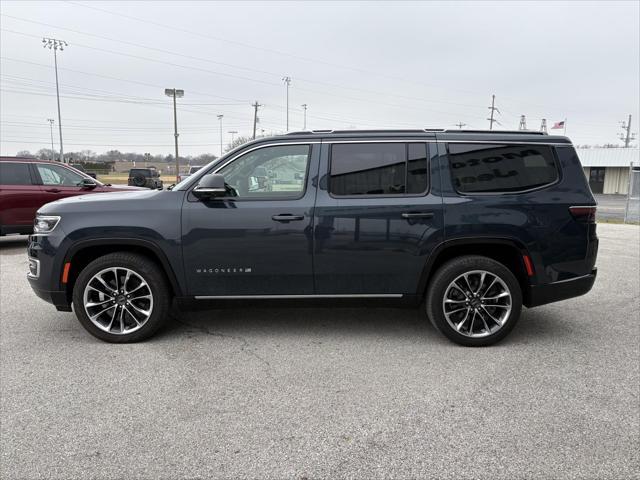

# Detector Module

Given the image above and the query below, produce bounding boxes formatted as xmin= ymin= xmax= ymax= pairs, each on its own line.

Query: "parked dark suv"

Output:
xmin=128 ymin=167 xmax=163 ymax=189
xmin=27 ymin=130 xmax=598 ymax=346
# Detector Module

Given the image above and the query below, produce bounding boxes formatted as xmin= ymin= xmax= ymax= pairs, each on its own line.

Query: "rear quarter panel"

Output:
xmin=438 ymin=140 xmax=596 ymax=285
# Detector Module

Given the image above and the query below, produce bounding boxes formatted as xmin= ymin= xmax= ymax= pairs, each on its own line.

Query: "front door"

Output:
xmin=589 ymin=167 xmax=605 ymax=194
xmin=313 ymin=138 xmax=444 ymax=295
xmin=33 ymin=162 xmax=91 ymax=201
xmin=181 ymin=142 xmax=319 ymax=296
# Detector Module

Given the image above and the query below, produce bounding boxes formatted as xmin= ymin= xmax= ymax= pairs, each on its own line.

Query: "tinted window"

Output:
xmin=448 ymin=143 xmax=558 ymax=193
xmin=36 ymin=163 xmax=85 ymax=186
xmin=218 ymin=144 xmax=310 ymax=198
xmin=407 ymin=143 xmax=428 ymax=194
xmin=0 ymin=162 xmax=32 ymax=185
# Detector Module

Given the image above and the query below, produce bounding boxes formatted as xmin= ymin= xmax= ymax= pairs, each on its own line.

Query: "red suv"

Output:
xmin=0 ymin=157 xmax=142 ymax=235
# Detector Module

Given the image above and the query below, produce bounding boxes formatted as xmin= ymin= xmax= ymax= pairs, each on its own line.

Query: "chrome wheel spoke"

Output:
xmin=443 ymin=269 xmax=512 ymax=338
xmin=85 ymin=299 xmax=113 ymax=308
xmin=83 ymin=267 xmax=153 ymax=335
xmin=89 ymin=304 xmax=116 ymax=320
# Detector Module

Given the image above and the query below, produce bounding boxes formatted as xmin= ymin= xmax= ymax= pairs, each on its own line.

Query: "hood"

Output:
xmin=104 ymin=185 xmax=147 ymax=191
xmin=38 ymin=189 xmax=183 ymax=214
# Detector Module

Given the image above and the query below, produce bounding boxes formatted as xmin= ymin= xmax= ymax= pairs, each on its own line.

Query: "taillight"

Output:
xmin=569 ymin=206 xmax=597 ymax=223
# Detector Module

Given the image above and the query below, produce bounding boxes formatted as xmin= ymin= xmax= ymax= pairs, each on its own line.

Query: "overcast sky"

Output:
xmin=1 ymin=0 xmax=639 ymax=157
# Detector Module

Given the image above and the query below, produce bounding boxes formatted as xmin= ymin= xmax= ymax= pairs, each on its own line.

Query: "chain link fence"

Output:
xmin=624 ymin=164 xmax=640 ymax=223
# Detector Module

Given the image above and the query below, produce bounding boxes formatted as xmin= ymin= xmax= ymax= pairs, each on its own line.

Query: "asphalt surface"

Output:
xmin=1 ymin=224 xmax=639 ymax=480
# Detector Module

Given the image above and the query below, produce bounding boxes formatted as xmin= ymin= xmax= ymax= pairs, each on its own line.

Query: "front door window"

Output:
xmin=218 ymin=144 xmax=310 ymax=198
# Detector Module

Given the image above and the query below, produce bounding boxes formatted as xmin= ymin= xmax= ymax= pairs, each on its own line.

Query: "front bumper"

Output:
xmin=27 ymin=232 xmax=72 ymax=311
xmin=526 ymin=268 xmax=597 ymax=308
xmin=29 ymin=283 xmax=72 ymax=311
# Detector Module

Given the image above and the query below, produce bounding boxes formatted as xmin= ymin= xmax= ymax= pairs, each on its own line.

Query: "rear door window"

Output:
xmin=0 ymin=162 xmax=33 ymax=185
xmin=448 ymin=143 xmax=558 ymax=193
xmin=329 ymin=142 xmax=429 ymax=196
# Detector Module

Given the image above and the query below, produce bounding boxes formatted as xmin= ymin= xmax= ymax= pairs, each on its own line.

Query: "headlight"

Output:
xmin=34 ymin=215 xmax=61 ymax=233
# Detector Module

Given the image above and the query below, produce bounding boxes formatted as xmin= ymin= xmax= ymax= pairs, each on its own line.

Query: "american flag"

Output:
xmin=551 ymin=121 xmax=565 ymax=129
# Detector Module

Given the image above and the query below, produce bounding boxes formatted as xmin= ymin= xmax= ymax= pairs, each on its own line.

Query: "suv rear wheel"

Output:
xmin=72 ymin=252 xmax=170 ymax=342
xmin=426 ymin=255 xmax=522 ymax=347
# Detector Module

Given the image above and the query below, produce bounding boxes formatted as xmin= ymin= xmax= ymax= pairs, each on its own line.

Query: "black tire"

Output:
xmin=425 ymin=255 xmax=522 ymax=347
xmin=72 ymin=252 xmax=171 ymax=343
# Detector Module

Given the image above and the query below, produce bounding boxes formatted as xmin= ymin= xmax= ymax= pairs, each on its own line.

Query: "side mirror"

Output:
xmin=193 ymin=173 xmax=226 ymax=198
xmin=79 ymin=178 xmax=97 ymax=189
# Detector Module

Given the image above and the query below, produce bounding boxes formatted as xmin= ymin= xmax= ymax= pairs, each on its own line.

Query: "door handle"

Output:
xmin=401 ymin=212 xmax=434 ymax=219
xmin=272 ymin=214 xmax=305 ymax=222
xmin=45 ymin=188 xmax=61 ymax=193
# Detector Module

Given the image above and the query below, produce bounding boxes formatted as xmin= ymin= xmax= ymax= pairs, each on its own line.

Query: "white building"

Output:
xmin=577 ymin=148 xmax=639 ymax=195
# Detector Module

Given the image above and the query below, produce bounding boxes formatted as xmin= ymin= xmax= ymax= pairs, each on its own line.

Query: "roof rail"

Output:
xmin=443 ymin=129 xmax=548 ymax=135
xmin=285 ymin=129 xmax=335 ymax=135
xmin=283 ymin=128 xmax=549 ymax=136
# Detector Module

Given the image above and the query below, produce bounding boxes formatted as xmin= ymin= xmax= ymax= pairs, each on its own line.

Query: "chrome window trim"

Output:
xmin=194 ymin=294 xmax=403 ymax=300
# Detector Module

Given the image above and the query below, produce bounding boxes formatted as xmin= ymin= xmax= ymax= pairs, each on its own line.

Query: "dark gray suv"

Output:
xmin=27 ymin=129 xmax=598 ymax=346
xmin=128 ymin=167 xmax=163 ymax=189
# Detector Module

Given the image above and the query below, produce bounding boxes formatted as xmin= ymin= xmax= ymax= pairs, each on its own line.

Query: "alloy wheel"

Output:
xmin=82 ymin=267 xmax=154 ymax=335
xmin=442 ymin=270 xmax=512 ymax=338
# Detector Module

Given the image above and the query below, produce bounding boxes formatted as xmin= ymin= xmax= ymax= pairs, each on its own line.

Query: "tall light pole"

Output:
xmin=217 ymin=114 xmax=224 ymax=156
xmin=228 ymin=130 xmax=238 ymax=145
xmin=47 ymin=118 xmax=55 ymax=160
xmin=164 ymin=88 xmax=184 ymax=183
xmin=301 ymin=104 xmax=308 ymax=130
xmin=282 ymin=76 xmax=291 ymax=131
xmin=42 ymin=37 xmax=67 ymax=162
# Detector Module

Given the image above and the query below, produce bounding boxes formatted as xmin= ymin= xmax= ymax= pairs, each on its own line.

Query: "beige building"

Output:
xmin=578 ymin=148 xmax=639 ymax=195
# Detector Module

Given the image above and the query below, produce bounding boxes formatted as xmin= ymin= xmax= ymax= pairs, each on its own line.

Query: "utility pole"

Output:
xmin=301 ymin=104 xmax=308 ymax=129
xmin=164 ymin=88 xmax=184 ymax=183
xmin=455 ymin=121 xmax=467 ymax=130
xmin=47 ymin=118 xmax=55 ymax=160
xmin=282 ymin=76 xmax=291 ymax=131
xmin=42 ymin=38 xmax=67 ymax=162
xmin=487 ymin=94 xmax=500 ymax=130
xmin=518 ymin=115 xmax=527 ymax=130
xmin=228 ymin=130 xmax=238 ymax=145
xmin=217 ymin=114 xmax=224 ymax=157
xmin=252 ymin=101 xmax=263 ymax=139
xmin=619 ymin=115 xmax=636 ymax=147
xmin=540 ymin=119 xmax=547 ymax=133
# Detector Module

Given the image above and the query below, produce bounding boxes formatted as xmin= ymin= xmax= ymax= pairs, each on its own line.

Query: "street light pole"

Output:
xmin=43 ymin=37 xmax=67 ymax=162
xmin=165 ymin=88 xmax=184 ymax=183
xmin=282 ymin=76 xmax=291 ymax=131
xmin=217 ymin=114 xmax=224 ymax=156
xmin=47 ymin=118 xmax=55 ymax=160
xmin=301 ymin=104 xmax=307 ymax=130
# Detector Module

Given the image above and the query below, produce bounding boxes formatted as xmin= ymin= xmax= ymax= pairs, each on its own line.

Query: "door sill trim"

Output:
xmin=193 ymin=294 xmax=404 ymax=300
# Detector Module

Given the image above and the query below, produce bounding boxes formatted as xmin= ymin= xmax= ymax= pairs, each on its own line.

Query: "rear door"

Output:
xmin=32 ymin=162 xmax=90 ymax=202
xmin=0 ymin=161 xmax=41 ymax=229
xmin=313 ymin=137 xmax=445 ymax=295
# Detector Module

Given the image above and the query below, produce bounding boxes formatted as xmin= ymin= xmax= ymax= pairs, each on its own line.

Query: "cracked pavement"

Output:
xmin=1 ymin=224 xmax=639 ymax=479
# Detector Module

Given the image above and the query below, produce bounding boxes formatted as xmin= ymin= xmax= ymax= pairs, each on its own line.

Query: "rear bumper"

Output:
xmin=526 ymin=268 xmax=597 ymax=308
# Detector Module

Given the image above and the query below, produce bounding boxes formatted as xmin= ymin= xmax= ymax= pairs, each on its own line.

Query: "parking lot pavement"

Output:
xmin=1 ymin=224 xmax=638 ymax=480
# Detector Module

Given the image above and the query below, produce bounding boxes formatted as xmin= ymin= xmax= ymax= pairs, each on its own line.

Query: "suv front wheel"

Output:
xmin=72 ymin=252 xmax=171 ymax=342
xmin=426 ymin=255 xmax=522 ymax=347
